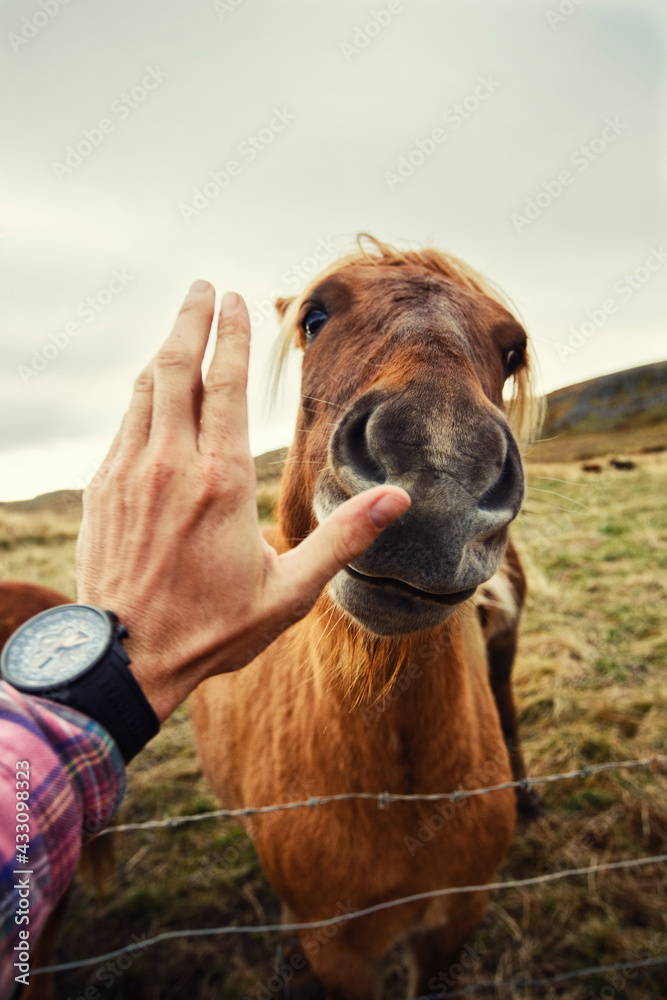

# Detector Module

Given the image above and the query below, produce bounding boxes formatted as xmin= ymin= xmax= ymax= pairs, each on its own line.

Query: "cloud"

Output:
xmin=0 ymin=0 xmax=665 ymax=499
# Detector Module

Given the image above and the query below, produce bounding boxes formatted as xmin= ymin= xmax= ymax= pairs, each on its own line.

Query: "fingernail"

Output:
xmin=368 ymin=492 xmax=410 ymax=529
xmin=188 ymin=279 xmax=211 ymax=296
xmin=221 ymin=291 xmax=240 ymax=316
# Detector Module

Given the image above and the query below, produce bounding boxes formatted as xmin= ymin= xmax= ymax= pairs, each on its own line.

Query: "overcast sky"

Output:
xmin=1 ymin=0 xmax=666 ymax=501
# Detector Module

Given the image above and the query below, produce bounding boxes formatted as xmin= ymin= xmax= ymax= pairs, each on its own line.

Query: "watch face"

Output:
xmin=0 ymin=605 xmax=112 ymax=693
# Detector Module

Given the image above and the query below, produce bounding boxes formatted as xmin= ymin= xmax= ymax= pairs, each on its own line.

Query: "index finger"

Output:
xmin=199 ymin=291 xmax=251 ymax=454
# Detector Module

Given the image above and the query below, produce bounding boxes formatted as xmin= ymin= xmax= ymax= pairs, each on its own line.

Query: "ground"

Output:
xmin=1 ymin=445 xmax=665 ymax=999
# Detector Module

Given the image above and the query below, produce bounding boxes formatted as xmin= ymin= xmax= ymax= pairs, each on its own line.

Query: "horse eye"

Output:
xmin=302 ymin=307 xmax=329 ymax=341
xmin=503 ymin=348 xmax=524 ymax=377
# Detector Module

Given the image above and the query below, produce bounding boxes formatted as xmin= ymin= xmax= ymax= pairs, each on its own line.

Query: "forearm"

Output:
xmin=0 ymin=681 xmax=125 ymax=994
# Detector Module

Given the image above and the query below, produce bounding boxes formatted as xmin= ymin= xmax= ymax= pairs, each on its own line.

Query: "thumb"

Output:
xmin=276 ymin=486 xmax=410 ymax=608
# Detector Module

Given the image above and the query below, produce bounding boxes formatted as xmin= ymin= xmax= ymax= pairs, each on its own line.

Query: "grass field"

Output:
xmin=1 ymin=445 xmax=666 ymax=999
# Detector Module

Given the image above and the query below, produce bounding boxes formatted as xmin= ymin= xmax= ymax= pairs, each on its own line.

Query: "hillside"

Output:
xmin=541 ymin=360 xmax=667 ymax=437
xmin=0 ymin=489 xmax=83 ymax=516
xmin=253 ymin=445 xmax=288 ymax=482
xmin=527 ymin=359 xmax=667 ymax=463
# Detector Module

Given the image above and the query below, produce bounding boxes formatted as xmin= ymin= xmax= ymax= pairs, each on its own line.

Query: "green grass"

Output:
xmin=1 ymin=454 xmax=666 ymax=998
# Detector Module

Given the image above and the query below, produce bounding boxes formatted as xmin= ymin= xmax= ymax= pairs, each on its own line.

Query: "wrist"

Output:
xmin=0 ymin=605 xmax=160 ymax=763
xmin=123 ymin=648 xmax=186 ymax=724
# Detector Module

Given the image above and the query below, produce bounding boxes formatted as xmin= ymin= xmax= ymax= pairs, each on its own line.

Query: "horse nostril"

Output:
xmin=337 ymin=408 xmax=387 ymax=487
xmin=478 ymin=445 xmax=521 ymax=512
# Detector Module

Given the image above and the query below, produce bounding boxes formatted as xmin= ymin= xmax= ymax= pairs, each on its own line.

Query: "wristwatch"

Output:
xmin=0 ymin=604 xmax=159 ymax=763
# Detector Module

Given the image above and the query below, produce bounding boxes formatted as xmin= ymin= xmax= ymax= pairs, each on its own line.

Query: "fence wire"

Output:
xmin=32 ymin=754 xmax=667 ymax=991
xmin=34 ymin=851 xmax=667 ymax=975
xmin=102 ymin=754 xmax=667 ymax=835
xmin=410 ymin=955 xmax=667 ymax=998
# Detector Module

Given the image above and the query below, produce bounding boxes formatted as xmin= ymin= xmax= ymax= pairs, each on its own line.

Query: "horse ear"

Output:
xmin=275 ymin=296 xmax=294 ymax=320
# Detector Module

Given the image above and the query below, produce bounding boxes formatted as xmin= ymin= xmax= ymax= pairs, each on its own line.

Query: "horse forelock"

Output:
xmin=270 ymin=234 xmax=542 ymax=446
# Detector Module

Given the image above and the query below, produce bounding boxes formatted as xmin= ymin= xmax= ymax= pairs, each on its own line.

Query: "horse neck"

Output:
xmin=298 ymin=592 xmax=484 ymax=722
xmin=271 ymin=504 xmax=488 ymax=711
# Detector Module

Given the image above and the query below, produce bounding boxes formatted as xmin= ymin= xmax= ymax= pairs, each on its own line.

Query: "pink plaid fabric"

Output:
xmin=0 ymin=681 xmax=125 ymax=996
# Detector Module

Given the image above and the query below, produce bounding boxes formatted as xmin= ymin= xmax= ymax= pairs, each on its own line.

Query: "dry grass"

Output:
xmin=256 ymin=481 xmax=281 ymax=525
xmin=1 ymin=451 xmax=666 ymax=998
xmin=525 ymin=418 xmax=667 ymax=463
xmin=0 ymin=509 xmax=79 ymax=597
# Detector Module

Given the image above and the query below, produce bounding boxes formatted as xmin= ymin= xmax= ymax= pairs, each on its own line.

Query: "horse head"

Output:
xmin=274 ymin=237 xmax=538 ymax=638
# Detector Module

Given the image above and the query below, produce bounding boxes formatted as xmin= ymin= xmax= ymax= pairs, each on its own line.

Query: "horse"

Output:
xmin=190 ymin=237 xmax=541 ymax=999
xmin=0 ymin=581 xmax=72 ymax=649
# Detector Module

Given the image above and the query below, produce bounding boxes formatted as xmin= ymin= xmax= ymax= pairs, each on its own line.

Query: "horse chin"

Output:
xmin=327 ymin=568 xmax=474 ymax=636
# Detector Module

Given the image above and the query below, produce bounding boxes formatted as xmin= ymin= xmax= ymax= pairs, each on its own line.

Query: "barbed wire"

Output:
xmin=409 ymin=955 xmax=667 ymax=999
xmin=102 ymin=754 xmax=667 ymax=835
xmin=34 ymin=851 xmax=667 ymax=974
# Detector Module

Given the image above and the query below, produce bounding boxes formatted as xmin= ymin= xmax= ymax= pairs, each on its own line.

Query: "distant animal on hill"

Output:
xmin=610 ymin=459 xmax=636 ymax=471
xmin=192 ymin=236 xmax=541 ymax=999
xmin=582 ymin=463 xmax=602 ymax=473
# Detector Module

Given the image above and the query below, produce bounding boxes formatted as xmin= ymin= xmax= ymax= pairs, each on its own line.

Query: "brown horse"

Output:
xmin=0 ymin=581 xmax=71 ymax=649
xmin=191 ymin=237 xmax=540 ymax=998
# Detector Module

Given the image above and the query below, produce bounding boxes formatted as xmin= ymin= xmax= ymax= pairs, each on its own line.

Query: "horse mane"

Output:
xmin=272 ymin=234 xmax=543 ymax=446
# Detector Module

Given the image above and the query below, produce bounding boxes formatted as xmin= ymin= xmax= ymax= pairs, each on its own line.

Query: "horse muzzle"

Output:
xmin=313 ymin=387 xmax=525 ymax=635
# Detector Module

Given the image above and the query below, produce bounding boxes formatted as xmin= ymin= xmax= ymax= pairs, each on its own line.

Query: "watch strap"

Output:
xmin=48 ymin=637 xmax=159 ymax=764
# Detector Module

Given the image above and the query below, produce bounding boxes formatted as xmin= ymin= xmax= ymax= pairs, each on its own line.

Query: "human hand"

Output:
xmin=76 ymin=282 xmax=410 ymax=722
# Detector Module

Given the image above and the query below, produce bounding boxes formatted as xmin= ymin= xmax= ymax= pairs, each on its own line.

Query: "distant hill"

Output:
xmin=542 ymin=360 xmax=667 ymax=437
xmin=0 ymin=489 xmax=83 ymax=516
xmin=252 ymin=361 xmax=667 ymax=471
xmin=0 ymin=452 xmax=289 ymax=516
xmin=253 ymin=446 xmax=288 ymax=483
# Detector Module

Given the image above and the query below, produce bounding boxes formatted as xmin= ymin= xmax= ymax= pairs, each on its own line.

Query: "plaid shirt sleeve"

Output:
xmin=0 ymin=681 xmax=126 ymax=995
